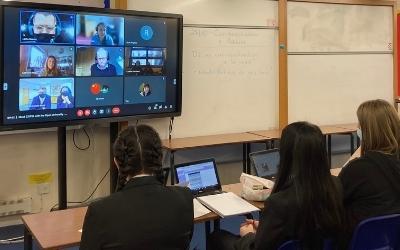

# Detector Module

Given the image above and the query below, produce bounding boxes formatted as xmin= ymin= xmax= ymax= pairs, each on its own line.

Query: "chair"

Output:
xmin=278 ymin=239 xmax=333 ymax=250
xmin=349 ymin=214 xmax=400 ymax=250
xmin=278 ymin=240 xmax=300 ymax=250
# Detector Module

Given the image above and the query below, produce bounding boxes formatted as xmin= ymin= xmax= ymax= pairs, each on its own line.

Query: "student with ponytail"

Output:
xmin=80 ymin=125 xmax=194 ymax=250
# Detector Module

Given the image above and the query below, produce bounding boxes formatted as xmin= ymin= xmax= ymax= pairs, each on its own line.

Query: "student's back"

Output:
xmin=339 ymin=99 xmax=400 ymax=233
xmin=80 ymin=176 xmax=193 ymax=250
xmin=340 ymin=151 xmax=400 ymax=230
xmin=80 ymin=125 xmax=194 ymax=250
xmin=209 ymin=122 xmax=345 ymax=250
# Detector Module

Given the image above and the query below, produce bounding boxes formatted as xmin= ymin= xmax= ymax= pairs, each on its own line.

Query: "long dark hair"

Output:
xmin=272 ymin=122 xmax=345 ymax=247
xmin=113 ymin=125 xmax=163 ymax=191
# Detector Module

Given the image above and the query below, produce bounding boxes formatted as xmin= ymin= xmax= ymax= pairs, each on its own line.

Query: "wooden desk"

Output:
xmin=162 ymin=133 xmax=270 ymax=183
xmin=249 ymin=125 xmax=357 ymax=166
xmin=22 ymin=183 xmax=265 ymax=250
xmin=247 ymin=129 xmax=281 ymax=140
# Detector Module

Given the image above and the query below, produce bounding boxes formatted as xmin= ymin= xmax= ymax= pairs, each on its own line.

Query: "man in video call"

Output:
xmin=30 ymin=12 xmax=58 ymax=43
xmin=90 ymin=48 xmax=117 ymax=77
xmin=29 ymin=86 xmax=51 ymax=110
xmin=91 ymin=22 xmax=114 ymax=46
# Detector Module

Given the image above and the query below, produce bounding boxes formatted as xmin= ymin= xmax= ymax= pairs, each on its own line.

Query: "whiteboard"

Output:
xmin=128 ymin=0 xmax=278 ymax=26
xmin=127 ymin=0 xmax=279 ymax=137
xmin=288 ymin=54 xmax=393 ymax=125
xmin=171 ymin=28 xmax=278 ymax=137
xmin=288 ymin=2 xmax=393 ymax=52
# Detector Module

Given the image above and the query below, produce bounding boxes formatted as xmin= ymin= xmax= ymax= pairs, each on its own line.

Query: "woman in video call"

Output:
xmin=209 ymin=121 xmax=345 ymax=250
xmin=80 ymin=125 xmax=194 ymax=250
xmin=41 ymin=55 xmax=61 ymax=77
xmin=56 ymin=86 xmax=74 ymax=109
xmin=91 ymin=22 xmax=114 ymax=46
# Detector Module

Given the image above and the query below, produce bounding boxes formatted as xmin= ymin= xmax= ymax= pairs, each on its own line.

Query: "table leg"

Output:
xmin=214 ymin=219 xmax=220 ymax=231
xmin=350 ymin=133 xmax=355 ymax=155
xmin=246 ymin=143 xmax=251 ymax=174
xmin=242 ymin=144 xmax=247 ymax=173
xmin=327 ymin=135 xmax=332 ymax=167
xmin=205 ymin=221 xmax=211 ymax=250
xmin=24 ymin=227 xmax=32 ymax=250
xmin=170 ymin=150 xmax=175 ymax=185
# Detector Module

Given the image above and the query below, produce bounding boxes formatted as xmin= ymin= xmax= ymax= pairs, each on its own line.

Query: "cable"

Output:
xmin=50 ymin=169 xmax=110 ymax=211
xmin=72 ymin=127 xmax=91 ymax=150
xmin=0 ymin=236 xmax=24 ymax=243
xmin=169 ymin=117 xmax=174 ymax=140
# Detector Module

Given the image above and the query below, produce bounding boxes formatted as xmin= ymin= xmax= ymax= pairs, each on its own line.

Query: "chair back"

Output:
xmin=278 ymin=239 xmax=334 ymax=250
xmin=349 ymin=214 xmax=400 ymax=250
xmin=278 ymin=240 xmax=300 ymax=250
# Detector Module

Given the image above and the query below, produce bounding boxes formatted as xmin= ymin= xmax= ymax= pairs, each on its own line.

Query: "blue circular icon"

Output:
xmin=140 ymin=25 xmax=154 ymax=41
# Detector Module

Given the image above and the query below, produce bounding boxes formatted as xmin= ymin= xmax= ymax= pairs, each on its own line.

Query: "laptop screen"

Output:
xmin=250 ymin=149 xmax=280 ymax=178
xmin=175 ymin=159 xmax=221 ymax=194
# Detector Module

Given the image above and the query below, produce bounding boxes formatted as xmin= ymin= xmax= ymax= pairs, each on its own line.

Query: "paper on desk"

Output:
xmin=197 ymin=192 xmax=260 ymax=218
xmin=193 ymin=198 xmax=211 ymax=218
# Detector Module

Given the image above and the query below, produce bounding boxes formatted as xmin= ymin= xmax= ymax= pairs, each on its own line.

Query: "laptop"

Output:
xmin=174 ymin=158 xmax=223 ymax=197
xmin=249 ymin=148 xmax=280 ymax=180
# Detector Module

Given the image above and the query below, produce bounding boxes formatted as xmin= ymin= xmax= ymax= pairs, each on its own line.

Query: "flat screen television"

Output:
xmin=0 ymin=1 xmax=182 ymax=130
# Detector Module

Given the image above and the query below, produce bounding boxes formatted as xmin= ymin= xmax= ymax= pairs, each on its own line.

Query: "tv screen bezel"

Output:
xmin=0 ymin=0 xmax=183 ymax=131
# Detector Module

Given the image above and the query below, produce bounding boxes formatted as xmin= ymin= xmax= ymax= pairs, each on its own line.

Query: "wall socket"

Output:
xmin=0 ymin=197 xmax=32 ymax=217
xmin=37 ymin=183 xmax=50 ymax=195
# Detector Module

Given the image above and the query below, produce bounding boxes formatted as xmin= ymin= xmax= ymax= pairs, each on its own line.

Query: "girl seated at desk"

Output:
xmin=209 ymin=121 xmax=345 ymax=250
xmin=80 ymin=125 xmax=194 ymax=250
xmin=339 ymin=99 xmax=400 ymax=232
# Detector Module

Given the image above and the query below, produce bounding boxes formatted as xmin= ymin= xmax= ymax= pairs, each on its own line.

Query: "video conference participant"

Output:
xmin=41 ymin=56 xmax=61 ymax=77
xmin=91 ymin=22 xmax=114 ymax=46
xmin=339 ymin=99 xmax=400 ymax=233
xmin=27 ymin=12 xmax=72 ymax=44
xmin=139 ymin=83 xmax=151 ymax=96
xmin=80 ymin=125 xmax=194 ymax=250
xmin=29 ymin=86 xmax=51 ymax=110
xmin=209 ymin=122 xmax=345 ymax=250
xmin=90 ymin=48 xmax=117 ymax=77
xmin=56 ymin=86 xmax=74 ymax=109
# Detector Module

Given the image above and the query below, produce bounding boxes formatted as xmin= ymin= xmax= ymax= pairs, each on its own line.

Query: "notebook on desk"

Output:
xmin=249 ymin=148 xmax=280 ymax=180
xmin=175 ymin=158 xmax=223 ymax=197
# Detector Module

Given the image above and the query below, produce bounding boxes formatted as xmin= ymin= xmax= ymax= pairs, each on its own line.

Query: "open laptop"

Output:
xmin=249 ymin=148 xmax=280 ymax=180
xmin=174 ymin=158 xmax=223 ymax=197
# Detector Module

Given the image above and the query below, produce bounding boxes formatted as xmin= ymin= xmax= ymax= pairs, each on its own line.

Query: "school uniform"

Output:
xmin=339 ymin=151 xmax=400 ymax=231
xmin=80 ymin=176 xmax=194 ymax=250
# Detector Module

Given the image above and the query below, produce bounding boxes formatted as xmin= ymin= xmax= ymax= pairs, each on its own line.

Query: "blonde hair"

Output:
xmin=357 ymin=99 xmax=400 ymax=156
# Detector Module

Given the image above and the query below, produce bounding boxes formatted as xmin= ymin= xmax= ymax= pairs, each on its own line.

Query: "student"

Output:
xmin=209 ymin=122 xmax=345 ymax=250
xmin=80 ymin=125 xmax=194 ymax=250
xmin=339 ymin=99 xmax=400 ymax=232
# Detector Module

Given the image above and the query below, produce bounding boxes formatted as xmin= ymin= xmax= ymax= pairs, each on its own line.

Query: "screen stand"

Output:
xmin=57 ymin=126 xmax=67 ymax=210
xmin=110 ymin=122 xmax=119 ymax=193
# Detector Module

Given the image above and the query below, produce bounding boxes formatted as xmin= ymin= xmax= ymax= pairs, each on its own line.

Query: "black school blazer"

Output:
xmin=80 ymin=176 xmax=194 ymax=250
